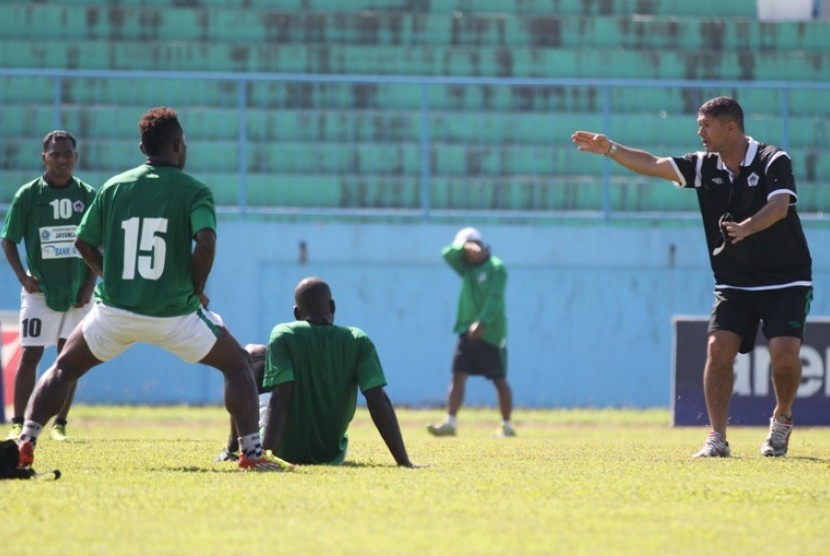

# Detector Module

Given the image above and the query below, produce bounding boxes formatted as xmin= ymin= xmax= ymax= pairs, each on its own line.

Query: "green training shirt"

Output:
xmin=442 ymin=244 xmax=508 ymax=348
xmin=76 ymin=164 xmax=216 ymax=317
xmin=263 ymin=321 xmax=388 ymax=464
xmin=1 ymin=176 xmax=96 ymax=311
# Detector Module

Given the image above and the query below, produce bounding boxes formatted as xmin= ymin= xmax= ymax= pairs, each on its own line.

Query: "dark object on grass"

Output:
xmin=0 ymin=439 xmax=61 ymax=480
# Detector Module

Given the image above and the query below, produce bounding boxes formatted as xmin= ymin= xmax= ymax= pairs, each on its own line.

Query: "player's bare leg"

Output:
xmin=692 ymin=330 xmax=739 ymax=457
xmin=18 ymin=325 xmax=102 ymax=465
xmin=12 ymin=346 xmax=45 ymax=421
xmin=703 ymin=331 xmax=741 ymax=438
xmin=494 ymin=378 xmax=515 ymax=437
xmin=427 ymin=372 xmax=468 ymax=436
xmin=761 ymin=336 xmax=802 ymax=456
xmin=447 ymin=372 xmax=467 ymax=416
xmin=199 ymin=328 xmax=262 ymax=459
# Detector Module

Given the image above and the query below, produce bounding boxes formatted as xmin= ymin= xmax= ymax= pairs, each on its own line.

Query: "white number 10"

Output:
xmin=121 ymin=217 xmax=168 ymax=280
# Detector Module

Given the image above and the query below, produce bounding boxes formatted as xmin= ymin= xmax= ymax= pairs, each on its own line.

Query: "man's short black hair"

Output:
xmin=42 ymin=130 xmax=77 ymax=151
xmin=699 ymin=96 xmax=744 ymax=132
xmin=294 ymin=277 xmax=332 ymax=314
xmin=138 ymin=106 xmax=182 ymax=156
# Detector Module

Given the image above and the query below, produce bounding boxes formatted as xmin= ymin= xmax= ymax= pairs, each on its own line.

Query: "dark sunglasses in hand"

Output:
xmin=712 ymin=212 xmax=735 ymax=256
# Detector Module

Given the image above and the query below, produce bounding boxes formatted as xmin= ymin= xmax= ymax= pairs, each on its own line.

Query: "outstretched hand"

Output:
xmin=571 ymin=131 xmax=613 ymax=155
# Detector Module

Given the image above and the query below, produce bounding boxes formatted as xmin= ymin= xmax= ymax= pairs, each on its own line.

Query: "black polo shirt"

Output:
xmin=669 ymin=137 xmax=812 ymax=289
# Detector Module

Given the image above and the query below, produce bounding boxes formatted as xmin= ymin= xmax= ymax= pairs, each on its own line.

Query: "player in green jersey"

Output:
xmin=428 ymin=227 xmax=515 ymax=438
xmin=216 ymin=277 xmax=415 ymax=467
xmin=1 ymin=130 xmax=96 ymax=442
xmin=16 ymin=108 xmax=281 ymax=472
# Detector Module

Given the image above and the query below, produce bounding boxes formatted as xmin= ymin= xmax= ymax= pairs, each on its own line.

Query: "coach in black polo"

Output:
xmin=572 ymin=96 xmax=813 ymax=459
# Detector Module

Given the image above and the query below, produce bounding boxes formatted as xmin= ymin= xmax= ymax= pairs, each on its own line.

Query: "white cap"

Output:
xmin=453 ymin=227 xmax=483 ymax=245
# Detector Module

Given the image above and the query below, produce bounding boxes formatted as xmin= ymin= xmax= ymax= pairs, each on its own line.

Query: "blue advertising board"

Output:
xmin=672 ymin=317 xmax=830 ymax=426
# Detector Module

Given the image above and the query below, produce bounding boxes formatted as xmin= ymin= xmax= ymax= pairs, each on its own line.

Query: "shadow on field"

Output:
xmin=150 ymin=461 xmax=398 ymax=473
xmin=787 ymin=455 xmax=830 ymax=463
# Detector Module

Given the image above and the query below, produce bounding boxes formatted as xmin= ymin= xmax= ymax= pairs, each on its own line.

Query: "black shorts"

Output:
xmin=452 ymin=334 xmax=507 ymax=381
xmin=708 ymin=286 xmax=813 ymax=344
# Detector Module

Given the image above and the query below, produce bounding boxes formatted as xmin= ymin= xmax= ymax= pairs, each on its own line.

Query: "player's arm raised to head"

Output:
xmin=571 ymin=131 xmax=679 ymax=182
xmin=364 ymin=386 xmax=414 ymax=468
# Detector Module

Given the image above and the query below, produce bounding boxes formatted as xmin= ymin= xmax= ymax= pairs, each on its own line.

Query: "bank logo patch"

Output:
xmin=39 ymin=225 xmax=81 ymax=259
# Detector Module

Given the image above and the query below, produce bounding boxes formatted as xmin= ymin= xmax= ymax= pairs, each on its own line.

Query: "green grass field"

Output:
xmin=3 ymin=405 xmax=829 ymax=556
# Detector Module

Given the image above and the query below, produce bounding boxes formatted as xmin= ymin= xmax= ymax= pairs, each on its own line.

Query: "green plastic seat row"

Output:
xmin=3 ymin=77 xmax=827 ymax=121
xmin=4 ymin=134 xmax=826 ymax=183
xmin=2 ymin=40 xmax=828 ymax=82
xmin=2 ymin=103 xmax=827 ymax=155
xmin=21 ymin=0 xmax=759 ymax=17
xmin=1 ymin=6 xmax=822 ymax=51
xmin=2 ymin=169 xmax=825 ymax=214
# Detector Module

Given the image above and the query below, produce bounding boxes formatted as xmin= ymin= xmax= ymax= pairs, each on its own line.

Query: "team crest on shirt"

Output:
xmin=73 ymin=200 xmax=85 ymax=212
xmin=747 ymin=173 xmax=760 ymax=187
xmin=477 ymin=272 xmax=487 ymax=283
xmin=711 ymin=178 xmax=724 ymax=185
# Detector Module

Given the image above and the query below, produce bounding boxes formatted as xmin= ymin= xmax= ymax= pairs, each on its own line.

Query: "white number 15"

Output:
xmin=121 ymin=217 xmax=168 ymax=280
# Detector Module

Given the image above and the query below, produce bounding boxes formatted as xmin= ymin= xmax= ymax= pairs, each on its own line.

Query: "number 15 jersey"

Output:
xmin=76 ymin=164 xmax=216 ymax=317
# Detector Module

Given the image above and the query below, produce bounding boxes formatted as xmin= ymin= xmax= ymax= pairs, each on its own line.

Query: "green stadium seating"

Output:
xmin=3 ymin=5 xmax=824 ymax=53
xmin=13 ymin=0 xmax=759 ymax=17
xmin=1 ymin=0 xmax=829 ymax=215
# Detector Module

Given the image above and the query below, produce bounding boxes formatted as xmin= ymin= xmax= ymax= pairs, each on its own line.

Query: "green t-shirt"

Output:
xmin=1 ymin=176 xmax=96 ymax=311
xmin=442 ymin=244 xmax=508 ymax=348
xmin=263 ymin=321 xmax=388 ymax=465
xmin=76 ymin=164 xmax=216 ymax=317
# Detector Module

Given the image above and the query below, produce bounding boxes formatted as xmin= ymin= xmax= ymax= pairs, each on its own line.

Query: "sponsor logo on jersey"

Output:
xmin=42 ymin=244 xmax=79 ymax=259
xmin=39 ymin=225 xmax=81 ymax=259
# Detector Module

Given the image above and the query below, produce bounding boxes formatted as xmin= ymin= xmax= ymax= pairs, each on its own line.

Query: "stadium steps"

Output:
xmin=1 ymin=5 xmax=823 ymax=52
xmin=2 ymin=103 xmax=826 ymax=151
xmin=3 ymin=79 xmax=827 ymax=121
xmin=6 ymin=0 xmax=759 ymax=17
xmin=2 ymin=40 xmax=829 ymax=81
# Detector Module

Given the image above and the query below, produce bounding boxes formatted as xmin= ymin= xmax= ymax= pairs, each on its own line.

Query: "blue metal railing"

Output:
xmin=2 ymin=68 xmax=829 ymax=220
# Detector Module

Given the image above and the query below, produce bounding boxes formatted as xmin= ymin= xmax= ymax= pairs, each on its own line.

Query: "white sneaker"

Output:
xmin=761 ymin=415 xmax=792 ymax=457
xmin=426 ymin=422 xmax=456 ymax=437
xmin=692 ymin=431 xmax=731 ymax=458
xmin=496 ymin=424 xmax=516 ymax=438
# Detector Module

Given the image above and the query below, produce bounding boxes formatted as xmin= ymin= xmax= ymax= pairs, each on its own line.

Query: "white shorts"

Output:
xmin=81 ymin=302 xmax=224 ymax=363
xmin=19 ymin=289 xmax=91 ymax=348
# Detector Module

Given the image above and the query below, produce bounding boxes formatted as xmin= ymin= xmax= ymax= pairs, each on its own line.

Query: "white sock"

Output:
xmin=238 ymin=432 xmax=263 ymax=459
xmin=447 ymin=415 xmax=457 ymax=427
xmin=20 ymin=421 xmax=44 ymax=445
xmin=502 ymin=419 xmax=512 ymax=427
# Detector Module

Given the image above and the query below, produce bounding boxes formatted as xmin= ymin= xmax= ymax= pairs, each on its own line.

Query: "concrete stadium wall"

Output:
xmin=2 ymin=218 xmax=828 ymax=409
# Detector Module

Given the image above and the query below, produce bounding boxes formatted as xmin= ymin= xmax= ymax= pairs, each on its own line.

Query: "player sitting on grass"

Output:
xmin=216 ymin=277 xmax=415 ymax=467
